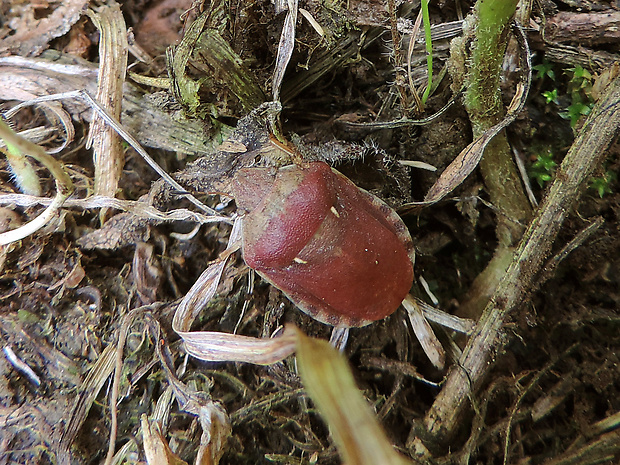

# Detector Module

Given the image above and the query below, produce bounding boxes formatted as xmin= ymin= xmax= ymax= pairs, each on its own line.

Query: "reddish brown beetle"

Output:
xmin=232 ymin=161 xmax=415 ymax=328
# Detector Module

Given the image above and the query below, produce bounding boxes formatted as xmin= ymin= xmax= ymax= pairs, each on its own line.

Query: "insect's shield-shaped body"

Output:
xmin=232 ymin=161 xmax=414 ymax=328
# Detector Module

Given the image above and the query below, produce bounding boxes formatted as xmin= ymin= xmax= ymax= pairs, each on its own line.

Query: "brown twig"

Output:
xmin=408 ymin=73 xmax=620 ymax=457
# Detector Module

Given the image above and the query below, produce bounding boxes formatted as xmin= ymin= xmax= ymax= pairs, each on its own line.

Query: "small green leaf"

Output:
xmin=528 ymin=151 xmax=557 ymax=187
xmin=542 ymin=89 xmax=559 ymax=105
xmin=589 ymin=171 xmax=617 ymax=198
xmin=533 ymin=60 xmax=555 ymax=81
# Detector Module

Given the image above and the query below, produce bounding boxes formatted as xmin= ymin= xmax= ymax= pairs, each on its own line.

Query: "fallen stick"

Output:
xmin=408 ymin=73 xmax=620 ymax=457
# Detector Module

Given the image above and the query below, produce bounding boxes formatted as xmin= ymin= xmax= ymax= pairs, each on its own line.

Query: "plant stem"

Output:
xmin=449 ymin=0 xmax=532 ymax=319
xmin=466 ymin=0 xmax=531 ymax=246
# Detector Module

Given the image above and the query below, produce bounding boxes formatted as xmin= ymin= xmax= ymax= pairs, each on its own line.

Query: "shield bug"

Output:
xmin=232 ymin=161 xmax=414 ymax=328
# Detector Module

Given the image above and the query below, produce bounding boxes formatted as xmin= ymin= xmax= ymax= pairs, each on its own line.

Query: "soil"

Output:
xmin=0 ymin=1 xmax=619 ymax=465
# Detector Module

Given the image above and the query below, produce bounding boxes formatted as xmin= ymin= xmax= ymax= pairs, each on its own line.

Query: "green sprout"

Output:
xmin=559 ymin=66 xmax=595 ymax=127
xmin=560 ymin=100 xmax=592 ymax=127
xmin=528 ymin=150 xmax=557 ymax=187
xmin=533 ymin=59 xmax=556 ymax=82
xmin=542 ymin=88 xmax=559 ymax=105
xmin=589 ymin=171 xmax=617 ymax=198
xmin=569 ymin=66 xmax=593 ymax=86
xmin=421 ymin=0 xmax=433 ymax=104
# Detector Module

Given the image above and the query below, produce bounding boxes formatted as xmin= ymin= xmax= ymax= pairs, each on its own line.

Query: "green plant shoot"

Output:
xmin=529 ymin=151 xmax=557 ymax=187
xmin=421 ymin=0 xmax=433 ymax=104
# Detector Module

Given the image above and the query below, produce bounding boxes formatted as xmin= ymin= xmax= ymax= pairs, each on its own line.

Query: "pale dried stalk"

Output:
xmin=272 ymin=0 xmax=298 ymax=101
xmin=86 ymin=2 xmax=128 ymax=199
xmin=409 ymin=74 xmax=620 ymax=456
xmin=0 ymin=194 xmax=225 ymax=224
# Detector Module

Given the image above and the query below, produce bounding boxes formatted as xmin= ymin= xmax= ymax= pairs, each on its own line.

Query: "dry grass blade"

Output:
xmin=295 ymin=330 xmax=415 ymax=465
xmin=179 ymin=327 xmax=298 ymax=365
xmin=59 ymin=345 xmax=116 ymax=452
xmin=414 ymin=297 xmax=475 ymax=335
xmin=272 ymin=0 xmax=298 ymax=101
xmin=402 ymin=295 xmax=446 ymax=370
xmin=299 ymin=8 xmax=324 ymax=37
xmin=422 ymin=68 xmax=529 ymax=205
xmin=173 ymin=219 xmax=243 ymax=333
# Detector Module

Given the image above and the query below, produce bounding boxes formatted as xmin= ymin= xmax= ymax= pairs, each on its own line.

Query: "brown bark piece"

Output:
xmin=546 ymin=10 xmax=620 ymax=46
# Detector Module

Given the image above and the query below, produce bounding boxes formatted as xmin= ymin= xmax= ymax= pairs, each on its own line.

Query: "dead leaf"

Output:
xmin=295 ymin=330 xmax=414 ymax=465
xmin=0 ymin=0 xmax=89 ymax=56
xmin=141 ymin=415 xmax=189 ymax=465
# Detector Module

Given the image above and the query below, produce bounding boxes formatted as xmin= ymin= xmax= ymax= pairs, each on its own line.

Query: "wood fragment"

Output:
xmin=546 ymin=10 xmax=620 ymax=46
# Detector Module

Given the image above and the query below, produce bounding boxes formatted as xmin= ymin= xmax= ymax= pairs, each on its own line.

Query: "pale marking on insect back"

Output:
xmin=330 ymin=206 xmax=340 ymax=217
xmin=293 ymin=257 xmax=308 ymax=264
